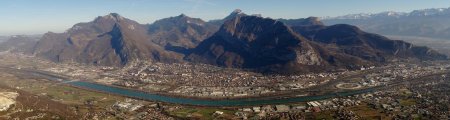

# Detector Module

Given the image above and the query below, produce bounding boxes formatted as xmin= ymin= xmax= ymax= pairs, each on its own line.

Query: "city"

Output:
xmin=1 ymin=0 xmax=450 ymax=119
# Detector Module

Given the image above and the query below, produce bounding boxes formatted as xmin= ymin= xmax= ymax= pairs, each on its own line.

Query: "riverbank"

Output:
xmin=13 ymin=67 xmax=383 ymax=106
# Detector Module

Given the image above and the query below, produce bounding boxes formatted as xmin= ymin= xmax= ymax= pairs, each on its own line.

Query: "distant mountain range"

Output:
xmin=322 ymin=7 xmax=450 ymax=40
xmin=0 ymin=35 xmax=40 ymax=53
xmin=0 ymin=9 xmax=447 ymax=73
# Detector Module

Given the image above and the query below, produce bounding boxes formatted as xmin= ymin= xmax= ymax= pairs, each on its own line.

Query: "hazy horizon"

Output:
xmin=2 ymin=0 xmax=450 ymax=36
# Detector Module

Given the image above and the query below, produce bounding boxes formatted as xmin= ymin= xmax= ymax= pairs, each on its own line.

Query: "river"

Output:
xmin=68 ymin=81 xmax=378 ymax=106
xmin=27 ymin=68 xmax=377 ymax=106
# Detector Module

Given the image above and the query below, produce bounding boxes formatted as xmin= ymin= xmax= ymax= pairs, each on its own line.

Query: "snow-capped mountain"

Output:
xmin=409 ymin=8 xmax=450 ymax=16
xmin=323 ymin=7 xmax=450 ymax=20
xmin=325 ymin=12 xmax=410 ymax=20
xmin=322 ymin=7 xmax=450 ymax=39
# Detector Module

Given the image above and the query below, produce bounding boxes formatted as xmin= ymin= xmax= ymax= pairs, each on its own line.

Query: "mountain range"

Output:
xmin=322 ymin=7 xmax=450 ymax=40
xmin=0 ymin=9 xmax=447 ymax=73
xmin=32 ymin=13 xmax=184 ymax=66
xmin=188 ymin=15 xmax=446 ymax=73
xmin=0 ymin=35 xmax=39 ymax=53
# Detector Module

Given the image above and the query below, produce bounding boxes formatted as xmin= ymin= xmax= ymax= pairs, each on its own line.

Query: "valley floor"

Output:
xmin=0 ymin=52 xmax=449 ymax=119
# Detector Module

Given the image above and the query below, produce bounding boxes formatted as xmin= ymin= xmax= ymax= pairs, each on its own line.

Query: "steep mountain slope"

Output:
xmin=322 ymin=7 xmax=450 ymax=39
xmin=33 ymin=13 xmax=183 ymax=66
xmin=0 ymin=35 xmax=39 ymax=53
xmin=148 ymin=14 xmax=219 ymax=54
xmin=291 ymin=23 xmax=448 ymax=61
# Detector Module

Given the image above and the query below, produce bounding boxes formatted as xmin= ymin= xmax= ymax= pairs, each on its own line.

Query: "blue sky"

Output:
xmin=1 ymin=0 xmax=450 ymax=35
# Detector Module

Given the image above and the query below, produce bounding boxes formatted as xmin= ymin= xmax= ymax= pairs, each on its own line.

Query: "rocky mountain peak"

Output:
xmin=150 ymin=14 xmax=207 ymax=28
xmin=177 ymin=13 xmax=188 ymax=18
xmin=277 ymin=17 xmax=324 ymax=27
xmin=208 ymin=9 xmax=249 ymax=26
xmin=223 ymin=9 xmax=247 ymax=20
xmin=221 ymin=15 xmax=290 ymax=42
xmin=302 ymin=17 xmax=324 ymax=26
xmin=94 ymin=13 xmax=126 ymax=23
xmin=232 ymin=9 xmax=243 ymax=14
xmin=108 ymin=13 xmax=121 ymax=17
xmin=66 ymin=13 xmax=141 ymax=35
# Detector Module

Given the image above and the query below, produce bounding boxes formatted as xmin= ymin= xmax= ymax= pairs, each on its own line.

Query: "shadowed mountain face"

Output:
xmin=33 ymin=13 xmax=183 ymax=66
xmin=0 ymin=35 xmax=39 ymax=53
xmin=188 ymin=15 xmax=338 ymax=73
xmin=291 ymin=23 xmax=448 ymax=62
xmin=188 ymin=14 xmax=447 ymax=73
xmin=148 ymin=14 xmax=219 ymax=54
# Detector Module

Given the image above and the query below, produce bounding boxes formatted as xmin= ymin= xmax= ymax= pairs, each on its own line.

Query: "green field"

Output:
xmin=169 ymin=107 xmax=236 ymax=120
xmin=0 ymin=72 xmax=125 ymax=117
